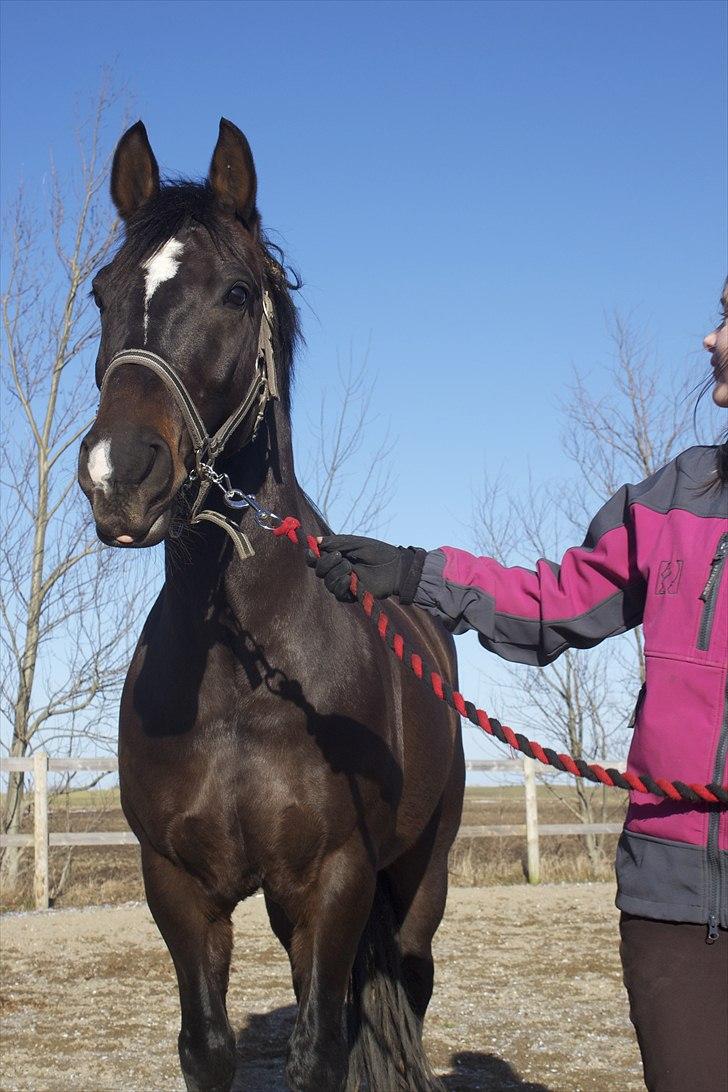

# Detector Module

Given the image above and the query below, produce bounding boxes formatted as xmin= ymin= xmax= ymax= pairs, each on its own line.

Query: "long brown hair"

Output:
xmin=697 ymin=279 xmax=727 ymax=489
xmin=715 ymin=436 xmax=728 ymax=486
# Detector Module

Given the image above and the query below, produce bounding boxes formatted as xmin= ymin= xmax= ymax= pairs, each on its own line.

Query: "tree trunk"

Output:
xmin=1 ymin=764 xmax=27 ymax=890
xmin=575 ymin=780 xmax=604 ymax=871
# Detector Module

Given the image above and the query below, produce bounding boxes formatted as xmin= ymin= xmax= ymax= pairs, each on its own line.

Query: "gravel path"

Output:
xmin=0 ymin=883 xmax=643 ymax=1091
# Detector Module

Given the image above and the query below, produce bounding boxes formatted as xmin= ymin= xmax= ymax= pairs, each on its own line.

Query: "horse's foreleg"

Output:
xmin=141 ymin=843 xmax=236 ymax=1092
xmin=386 ymin=754 xmax=463 ymax=1026
xmin=385 ymin=843 xmax=448 ymax=1024
xmin=263 ymin=892 xmax=301 ymax=1001
xmin=285 ymin=846 xmax=375 ymax=1092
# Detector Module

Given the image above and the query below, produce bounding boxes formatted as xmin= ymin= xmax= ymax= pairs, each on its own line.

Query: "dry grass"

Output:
xmin=1 ymin=784 xmax=627 ymax=910
xmin=449 ymin=835 xmax=618 ymax=885
xmin=451 ymin=784 xmax=625 ymax=886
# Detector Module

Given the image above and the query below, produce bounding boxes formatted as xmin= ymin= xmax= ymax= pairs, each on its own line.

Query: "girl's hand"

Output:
xmin=307 ymin=535 xmax=426 ymax=603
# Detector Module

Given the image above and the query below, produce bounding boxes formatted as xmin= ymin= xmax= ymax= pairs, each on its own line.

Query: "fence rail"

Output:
xmin=2 ymin=753 xmax=627 ymax=910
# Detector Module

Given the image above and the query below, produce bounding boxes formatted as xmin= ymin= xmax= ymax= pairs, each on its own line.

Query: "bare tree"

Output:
xmin=0 ymin=86 xmax=149 ymax=888
xmin=300 ymin=345 xmax=396 ymax=534
xmin=560 ymin=313 xmax=694 ymax=513
xmin=471 ymin=314 xmax=699 ymax=866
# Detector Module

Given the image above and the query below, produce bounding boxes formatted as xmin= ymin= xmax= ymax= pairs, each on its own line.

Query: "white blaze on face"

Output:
xmin=142 ymin=236 xmax=185 ymax=342
xmin=87 ymin=439 xmax=114 ymax=495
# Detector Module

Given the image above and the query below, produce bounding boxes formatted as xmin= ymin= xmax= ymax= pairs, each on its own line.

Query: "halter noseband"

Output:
xmin=99 ymin=291 xmax=280 ymax=560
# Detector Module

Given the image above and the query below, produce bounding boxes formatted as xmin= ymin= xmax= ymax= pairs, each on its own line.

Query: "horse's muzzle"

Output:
xmin=78 ymin=422 xmax=177 ymax=547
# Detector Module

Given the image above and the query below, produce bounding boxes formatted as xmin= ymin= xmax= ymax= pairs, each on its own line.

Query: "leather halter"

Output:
xmin=99 ymin=291 xmax=279 ymax=560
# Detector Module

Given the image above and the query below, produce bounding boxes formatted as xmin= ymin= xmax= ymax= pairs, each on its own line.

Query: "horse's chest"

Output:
xmin=119 ymin=712 xmax=338 ymax=895
xmin=119 ymin=610 xmax=401 ymax=895
xmin=120 ymin=741 xmax=255 ymax=893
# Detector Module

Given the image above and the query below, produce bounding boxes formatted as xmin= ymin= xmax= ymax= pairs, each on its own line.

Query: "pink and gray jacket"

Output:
xmin=413 ymin=446 xmax=728 ymax=931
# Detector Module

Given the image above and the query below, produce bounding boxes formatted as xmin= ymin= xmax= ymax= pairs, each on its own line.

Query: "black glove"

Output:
xmin=307 ymin=535 xmax=426 ymax=603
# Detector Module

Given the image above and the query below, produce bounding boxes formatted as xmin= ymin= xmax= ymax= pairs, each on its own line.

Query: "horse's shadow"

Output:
xmin=232 ymin=1006 xmax=295 ymax=1091
xmin=232 ymin=1006 xmax=551 ymax=1091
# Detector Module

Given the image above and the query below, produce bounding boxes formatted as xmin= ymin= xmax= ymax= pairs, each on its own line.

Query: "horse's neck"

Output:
xmin=163 ymin=402 xmax=307 ymax=618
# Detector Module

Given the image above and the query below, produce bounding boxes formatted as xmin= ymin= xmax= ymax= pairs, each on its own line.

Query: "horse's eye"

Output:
xmin=225 ymin=283 xmax=248 ymax=308
xmin=92 ymin=288 xmax=105 ymax=314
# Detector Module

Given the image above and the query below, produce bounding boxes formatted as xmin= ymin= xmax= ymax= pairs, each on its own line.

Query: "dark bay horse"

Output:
xmin=78 ymin=118 xmax=464 ymax=1092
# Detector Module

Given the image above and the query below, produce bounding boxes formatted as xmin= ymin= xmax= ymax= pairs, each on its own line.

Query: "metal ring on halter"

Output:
xmin=222 ymin=487 xmax=250 ymax=510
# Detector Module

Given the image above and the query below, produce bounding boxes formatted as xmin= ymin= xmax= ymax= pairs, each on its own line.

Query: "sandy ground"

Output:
xmin=0 ymin=883 xmax=644 ymax=1092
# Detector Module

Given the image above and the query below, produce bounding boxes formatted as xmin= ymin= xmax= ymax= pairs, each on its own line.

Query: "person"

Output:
xmin=308 ymin=286 xmax=728 ymax=1092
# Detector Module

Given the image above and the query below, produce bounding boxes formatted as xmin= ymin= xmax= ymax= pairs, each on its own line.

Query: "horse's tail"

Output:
xmin=346 ymin=875 xmax=443 ymax=1092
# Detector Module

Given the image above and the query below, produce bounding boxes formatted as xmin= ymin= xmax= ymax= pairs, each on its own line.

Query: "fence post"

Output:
xmin=523 ymin=756 xmax=540 ymax=885
xmin=33 ymin=752 xmax=49 ymax=910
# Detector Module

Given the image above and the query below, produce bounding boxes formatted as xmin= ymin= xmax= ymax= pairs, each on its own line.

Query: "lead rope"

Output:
xmin=271 ymin=515 xmax=728 ymax=806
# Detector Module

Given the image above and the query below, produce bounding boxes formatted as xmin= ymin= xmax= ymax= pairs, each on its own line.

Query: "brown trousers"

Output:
xmin=620 ymin=913 xmax=728 ymax=1092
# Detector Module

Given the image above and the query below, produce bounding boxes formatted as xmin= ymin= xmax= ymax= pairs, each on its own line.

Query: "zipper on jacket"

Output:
xmin=706 ymin=674 xmax=728 ymax=943
xmin=707 ymin=913 xmax=719 ymax=944
xmin=627 ymin=682 xmax=646 ymax=731
xmin=697 ymin=532 xmax=728 ymax=651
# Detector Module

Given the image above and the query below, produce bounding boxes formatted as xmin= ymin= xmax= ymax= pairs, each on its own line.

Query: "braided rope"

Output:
xmin=273 ymin=517 xmax=728 ymax=806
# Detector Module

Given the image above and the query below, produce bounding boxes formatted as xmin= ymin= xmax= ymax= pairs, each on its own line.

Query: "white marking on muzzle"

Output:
xmin=87 ymin=439 xmax=114 ymax=495
xmin=142 ymin=236 xmax=185 ymax=342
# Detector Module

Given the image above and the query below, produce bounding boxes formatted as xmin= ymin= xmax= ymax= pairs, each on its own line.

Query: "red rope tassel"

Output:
xmin=273 ymin=516 xmax=301 ymax=543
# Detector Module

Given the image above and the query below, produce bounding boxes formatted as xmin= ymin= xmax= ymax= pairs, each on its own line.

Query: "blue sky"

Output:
xmin=2 ymin=0 xmax=726 ymax=766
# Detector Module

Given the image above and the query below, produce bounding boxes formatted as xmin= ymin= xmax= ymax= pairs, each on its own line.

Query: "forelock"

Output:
xmin=114 ymin=181 xmax=259 ymax=279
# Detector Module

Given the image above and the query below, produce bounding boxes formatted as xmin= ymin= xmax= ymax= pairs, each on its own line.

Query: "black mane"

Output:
xmin=118 ymin=180 xmax=302 ymax=412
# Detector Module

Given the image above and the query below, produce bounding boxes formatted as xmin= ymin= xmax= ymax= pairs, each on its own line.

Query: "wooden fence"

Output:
xmin=1 ymin=754 xmax=626 ymax=910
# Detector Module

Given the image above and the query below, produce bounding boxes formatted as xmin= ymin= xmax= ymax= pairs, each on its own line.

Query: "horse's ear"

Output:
xmin=111 ymin=121 xmax=160 ymax=221
xmin=209 ymin=118 xmax=258 ymax=229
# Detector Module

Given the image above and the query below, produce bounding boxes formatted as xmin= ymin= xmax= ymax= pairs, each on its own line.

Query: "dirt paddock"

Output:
xmin=1 ymin=883 xmax=643 ymax=1092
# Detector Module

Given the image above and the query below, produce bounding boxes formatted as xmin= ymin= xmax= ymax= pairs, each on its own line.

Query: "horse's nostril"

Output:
xmin=142 ymin=444 xmax=158 ymax=481
xmin=132 ymin=438 xmax=174 ymax=505
xmin=81 ymin=426 xmax=173 ymax=501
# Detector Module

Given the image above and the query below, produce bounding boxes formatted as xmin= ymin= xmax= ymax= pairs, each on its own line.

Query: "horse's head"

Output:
xmin=78 ymin=119 xmax=296 ymax=547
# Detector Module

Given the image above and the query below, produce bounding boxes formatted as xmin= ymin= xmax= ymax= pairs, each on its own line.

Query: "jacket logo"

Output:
xmin=655 ymin=560 xmax=683 ymax=595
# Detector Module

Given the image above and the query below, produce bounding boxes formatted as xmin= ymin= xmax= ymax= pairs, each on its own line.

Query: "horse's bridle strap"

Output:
xmin=102 ymin=348 xmax=211 ymax=454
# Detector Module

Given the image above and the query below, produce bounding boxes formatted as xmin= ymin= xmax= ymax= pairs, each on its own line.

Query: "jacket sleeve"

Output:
xmin=412 ymin=483 xmax=648 ymax=666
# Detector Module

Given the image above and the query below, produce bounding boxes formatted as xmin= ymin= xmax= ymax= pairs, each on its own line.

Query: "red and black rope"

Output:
xmin=273 ymin=517 xmax=728 ymax=807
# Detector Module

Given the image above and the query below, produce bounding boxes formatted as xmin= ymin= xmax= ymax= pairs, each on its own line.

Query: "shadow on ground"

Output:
xmin=233 ymin=1006 xmax=296 ymax=1090
xmin=232 ymin=1006 xmax=550 ymax=1091
xmin=440 ymin=1050 xmax=550 ymax=1090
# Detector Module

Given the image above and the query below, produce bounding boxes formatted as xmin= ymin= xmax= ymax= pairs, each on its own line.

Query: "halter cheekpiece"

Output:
xmin=100 ymin=291 xmax=280 ymax=560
